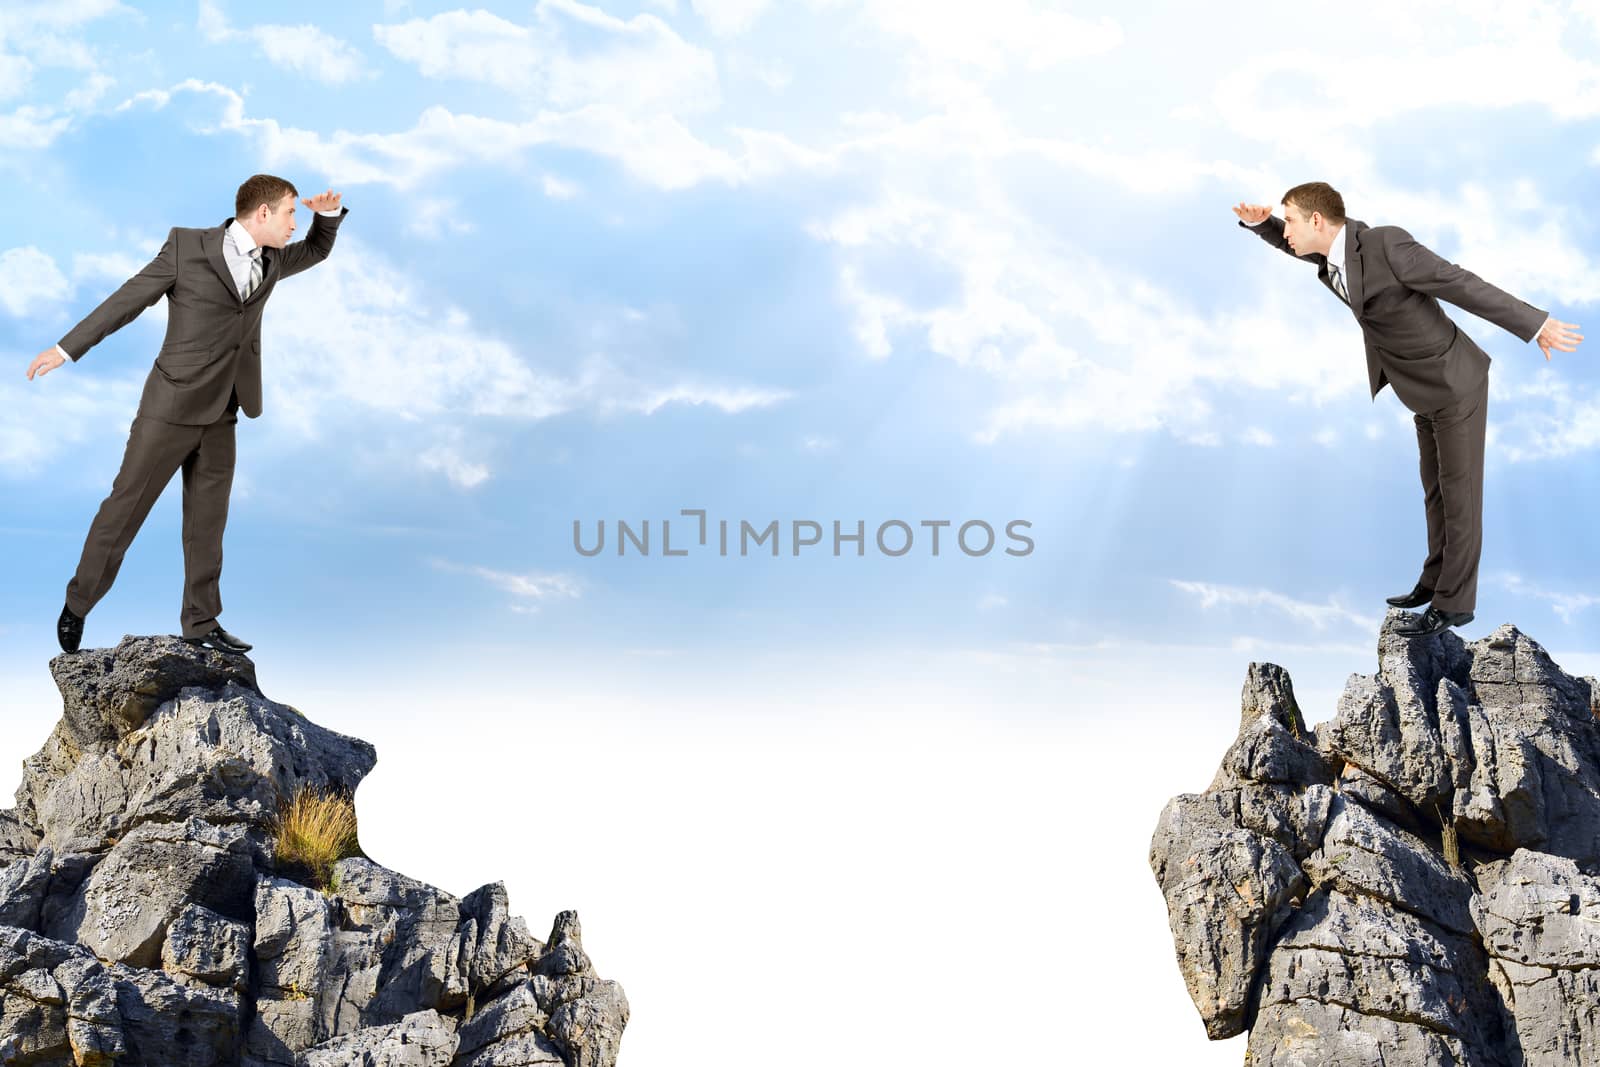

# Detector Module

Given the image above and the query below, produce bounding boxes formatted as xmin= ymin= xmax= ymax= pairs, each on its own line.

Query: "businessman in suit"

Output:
xmin=26 ymin=174 xmax=348 ymax=654
xmin=1233 ymin=182 xmax=1582 ymax=638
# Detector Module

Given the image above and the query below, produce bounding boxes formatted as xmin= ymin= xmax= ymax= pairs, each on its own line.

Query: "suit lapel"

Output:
xmin=1342 ymin=219 xmax=1366 ymax=314
xmin=208 ymin=221 xmax=241 ymax=305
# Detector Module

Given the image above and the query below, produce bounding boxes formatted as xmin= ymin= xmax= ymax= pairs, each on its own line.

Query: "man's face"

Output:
xmin=255 ymin=193 xmax=297 ymax=249
xmin=1281 ymin=201 xmax=1313 ymax=254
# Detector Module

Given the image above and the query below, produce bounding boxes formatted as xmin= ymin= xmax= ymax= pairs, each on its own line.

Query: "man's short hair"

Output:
xmin=236 ymin=174 xmax=298 ymax=218
xmin=1281 ymin=181 xmax=1346 ymax=225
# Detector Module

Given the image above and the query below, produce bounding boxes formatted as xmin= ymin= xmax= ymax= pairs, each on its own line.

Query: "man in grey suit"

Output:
xmin=26 ymin=174 xmax=348 ymax=654
xmin=1234 ymin=181 xmax=1582 ymax=638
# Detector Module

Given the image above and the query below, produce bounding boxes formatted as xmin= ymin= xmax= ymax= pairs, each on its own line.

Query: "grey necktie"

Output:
xmin=242 ymin=249 xmax=263 ymax=300
xmin=1328 ymin=263 xmax=1349 ymax=304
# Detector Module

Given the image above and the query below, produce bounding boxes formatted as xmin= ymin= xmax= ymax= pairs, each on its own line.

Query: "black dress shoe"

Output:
xmin=1385 ymin=582 xmax=1434 ymax=609
xmin=1394 ymin=607 xmax=1473 ymax=639
xmin=184 ymin=627 xmax=253 ymax=654
xmin=57 ymin=603 xmax=83 ymax=653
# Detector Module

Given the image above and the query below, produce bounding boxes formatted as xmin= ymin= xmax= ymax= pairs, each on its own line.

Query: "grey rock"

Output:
xmin=1247 ymin=888 xmax=1513 ymax=1066
xmin=21 ymin=658 xmax=375 ymax=857
xmin=0 ymin=812 xmax=39 ymax=868
xmin=49 ymin=634 xmax=263 ymax=743
xmin=75 ymin=817 xmax=254 ymax=967
xmin=1154 ymin=620 xmax=1600 ymax=1063
xmin=458 ymin=983 xmax=549 ymax=1058
xmin=1302 ymin=795 xmax=1475 ymax=935
xmin=299 ymin=1009 xmax=458 ymax=1067
xmin=163 ymin=902 xmax=251 ymax=991
xmin=323 ymin=857 xmax=470 ymax=1029
xmin=1471 ymin=849 xmax=1600 ymax=1064
xmin=463 ymin=882 xmax=543 ymax=992
xmin=0 ymin=924 xmax=247 ymax=1066
xmin=0 ymin=637 xmax=627 ymax=1067
xmin=1323 ymin=670 xmax=1453 ymax=812
xmin=542 ymin=975 xmax=629 ymax=1067
xmin=249 ymin=876 xmax=335 ymax=1060
xmin=1447 ymin=627 xmax=1600 ymax=864
xmin=37 ymin=851 xmax=100 ymax=943
xmin=1333 ymin=763 xmax=1431 ymax=835
xmin=1150 ymin=662 xmax=1335 ymax=1039
xmin=1149 ymin=792 xmax=1307 ymax=1039
xmin=110 ymin=962 xmax=243 ymax=1065
xmin=456 ymin=1031 xmax=566 ymax=1067
xmin=469 ymin=917 xmax=631 ymax=1067
xmin=0 ymin=846 xmax=53 ymax=930
xmin=1210 ymin=663 xmax=1333 ymax=792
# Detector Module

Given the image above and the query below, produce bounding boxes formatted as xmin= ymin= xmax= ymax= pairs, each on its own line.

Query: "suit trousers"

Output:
xmin=66 ymin=399 xmax=238 ymax=638
xmin=1413 ymin=374 xmax=1488 ymax=614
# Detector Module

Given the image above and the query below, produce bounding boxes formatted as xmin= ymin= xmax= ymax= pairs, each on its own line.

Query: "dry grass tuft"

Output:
xmin=271 ymin=786 xmax=361 ymax=890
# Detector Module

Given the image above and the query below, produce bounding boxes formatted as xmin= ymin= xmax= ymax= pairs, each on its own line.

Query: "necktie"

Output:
xmin=1329 ymin=264 xmax=1349 ymax=305
xmin=242 ymin=249 xmax=263 ymax=301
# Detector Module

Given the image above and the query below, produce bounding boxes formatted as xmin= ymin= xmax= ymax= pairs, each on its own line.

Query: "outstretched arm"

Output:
xmin=29 ymin=229 xmax=179 ymax=380
xmin=1383 ymin=228 xmax=1550 ymax=344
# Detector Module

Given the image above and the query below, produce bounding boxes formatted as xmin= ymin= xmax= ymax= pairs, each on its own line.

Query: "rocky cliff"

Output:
xmin=0 ymin=636 xmax=628 ymax=1066
xmin=1151 ymin=611 xmax=1600 ymax=1066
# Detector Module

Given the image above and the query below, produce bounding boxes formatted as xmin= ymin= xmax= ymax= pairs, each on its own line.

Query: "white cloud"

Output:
xmin=0 ymin=53 xmax=32 ymax=101
xmin=1170 ymin=579 xmax=1376 ymax=633
xmin=1241 ymin=427 xmax=1275 ymax=446
xmin=251 ymin=25 xmax=369 ymax=85
xmin=0 ymin=0 xmax=128 ymax=37
xmin=631 ymin=382 xmax=789 ymax=415
xmin=419 ymin=443 xmax=490 ymax=489
xmin=1213 ymin=1 xmax=1600 ymax=138
xmin=375 ymin=1 xmax=719 ymax=116
xmin=0 ymin=246 xmax=70 ymax=316
xmin=0 ymin=373 xmax=142 ymax=476
xmin=0 ymin=3 xmax=127 ymax=149
xmin=0 ymin=0 xmax=127 ymax=72
xmin=1494 ymin=572 xmax=1600 ymax=623
xmin=813 ymin=186 xmax=1364 ymax=443
xmin=724 ymin=51 xmax=791 ymax=91
xmin=817 ymin=0 xmax=1123 ymax=73
xmin=0 ymin=103 xmax=71 ymax=148
xmin=61 ymin=70 xmax=112 ymax=110
xmin=439 ymin=561 xmax=583 ymax=610
xmin=403 ymin=198 xmax=477 ymax=239
xmin=692 ymin=0 xmax=771 ymax=37
xmin=198 ymin=1 xmax=370 ymax=85
xmin=1493 ymin=376 xmax=1600 ymax=462
xmin=541 ymin=174 xmax=580 ymax=199
xmin=69 ymin=249 xmax=149 ymax=286
xmin=115 ymin=79 xmax=803 ymax=193
xmin=248 ymin=237 xmax=576 ymax=436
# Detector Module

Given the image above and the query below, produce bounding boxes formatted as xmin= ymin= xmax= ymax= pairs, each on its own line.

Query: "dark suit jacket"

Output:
xmin=59 ymin=207 xmax=348 ymax=424
xmin=1241 ymin=215 xmax=1546 ymax=413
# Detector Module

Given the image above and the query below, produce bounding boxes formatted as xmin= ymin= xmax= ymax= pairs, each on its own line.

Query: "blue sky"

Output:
xmin=3 ymin=1 xmax=1600 ymax=1062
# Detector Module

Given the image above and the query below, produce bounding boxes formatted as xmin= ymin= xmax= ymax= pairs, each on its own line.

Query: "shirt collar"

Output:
xmin=226 ymin=219 xmax=260 ymax=257
xmin=1325 ymin=223 xmax=1347 ymax=274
